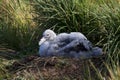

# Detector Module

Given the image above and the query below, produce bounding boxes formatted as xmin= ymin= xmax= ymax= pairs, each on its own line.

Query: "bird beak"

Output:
xmin=39 ymin=37 xmax=46 ymax=45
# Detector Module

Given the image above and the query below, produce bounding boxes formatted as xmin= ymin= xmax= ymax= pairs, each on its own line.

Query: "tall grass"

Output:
xmin=0 ymin=0 xmax=33 ymax=26
xmin=0 ymin=0 xmax=40 ymax=53
xmin=34 ymin=0 xmax=119 ymax=45
xmin=34 ymin=0 xmax=120 ymax=53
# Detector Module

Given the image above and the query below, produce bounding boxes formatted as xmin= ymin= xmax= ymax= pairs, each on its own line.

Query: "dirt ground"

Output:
xmin=0 ymin=48 xmax=107 ymax=80
xmin=6 ymin=55 xmax=106 ymax=80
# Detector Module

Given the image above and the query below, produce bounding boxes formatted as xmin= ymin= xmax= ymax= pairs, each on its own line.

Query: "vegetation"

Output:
xmin=0 ymin=0 xmax=39 ymax=53
xmin=0 ymin=0 xmax=120 ymax=79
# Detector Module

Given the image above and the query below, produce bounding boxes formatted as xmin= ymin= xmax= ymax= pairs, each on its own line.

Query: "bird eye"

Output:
xmin=46 ymin=34 xmax=49 ymax=36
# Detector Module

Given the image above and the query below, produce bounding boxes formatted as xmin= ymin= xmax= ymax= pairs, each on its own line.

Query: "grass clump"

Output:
xmin=33 ymin=0 xmax=119 ymax=46
xmin=0 ymin=0 xmax=40 ymax=53
xmin=0 ymin=0 xmax=33 ymax=26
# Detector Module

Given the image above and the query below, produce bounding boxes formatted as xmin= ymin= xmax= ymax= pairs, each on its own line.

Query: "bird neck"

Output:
xmin=50 ymin=33 xmax=57 ymax=40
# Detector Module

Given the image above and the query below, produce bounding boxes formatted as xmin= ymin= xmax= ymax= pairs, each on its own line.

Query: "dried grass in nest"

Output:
xmin=7 ymin=55 xmax=106 ymax=80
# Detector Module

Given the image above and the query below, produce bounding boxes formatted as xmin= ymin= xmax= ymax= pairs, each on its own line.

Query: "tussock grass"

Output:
xmin=34 ymin=0 xmax=120 ymax=44
xmin=0 ymin=0 xmax=33 ymax=26
xmin=0 ymin=0 xmax=40 ymax=53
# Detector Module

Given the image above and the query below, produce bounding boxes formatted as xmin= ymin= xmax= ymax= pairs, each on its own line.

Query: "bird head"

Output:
xmin=39 ymin=29 xmax=57 ymax=45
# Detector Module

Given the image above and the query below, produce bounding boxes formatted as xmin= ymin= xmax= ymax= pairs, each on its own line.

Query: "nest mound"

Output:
xmin=7 ymin=55 xmax=106 ymax=80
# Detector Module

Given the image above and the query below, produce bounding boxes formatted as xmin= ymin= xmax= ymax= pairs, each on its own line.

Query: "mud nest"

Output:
xmin=6 ymin=55 xmax=107 ymax=80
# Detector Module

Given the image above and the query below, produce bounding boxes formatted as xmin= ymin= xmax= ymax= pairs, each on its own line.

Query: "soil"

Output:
xmin=0 ymin=47 xmax=108 ymax=80
xmin=6 ymin=55 xmax=107 ymax=80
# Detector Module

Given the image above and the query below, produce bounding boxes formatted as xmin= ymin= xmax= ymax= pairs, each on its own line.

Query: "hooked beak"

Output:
xmin=39 ymin=37 xmax=46 ymax=45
